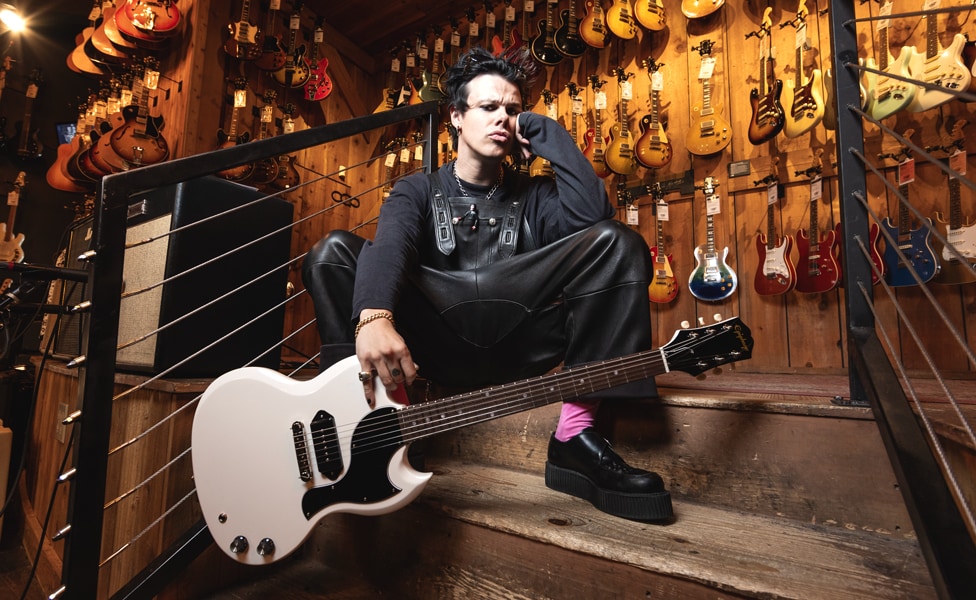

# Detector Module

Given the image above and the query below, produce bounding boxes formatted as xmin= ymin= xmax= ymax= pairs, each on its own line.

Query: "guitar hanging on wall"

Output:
xmin=781 ymin=0 xmax=824 ymax=139
xmin=304 ymin=21 xmax=334 ymax=102
xmin=272 ymin=5 xmax=310 ymax=88
xmin=906 ymin=0 xmax=970 ymax=114
xmin=880 ymin=132 xmax=940 ymax=286
xmin=191 ymin=318 xmax=754 ymax=565
xmin=648 ymin=185 xmax=678 ymax=303
xmin=12 ymin=69 xmax=44 ymax=162
xmin=635 ymin=57 xmax=672 ymax=169
xmin=793 ymin=153 xmax=840 ymax=293
xmin=215 ymin=77 xmax=255 ymax=182
xmin=0 ymin=172 xmax=26 ymax=263
xmin=932 ymin=120 xmax=976 ymax=284
xmin=747 ymin=8 xmax=785 ymax=145
xmin=864 ymin=1 xmax=917 ymax=121
xmin=583 ymin=75 xmax=611 ymax=178
xmin=753 ymin=168 xmax=796 ymax=296
xmin=606 ymin=67 xmax=639 ymax=175
xmin=686 ymin=39 xmax=731 ymax=156
xmin=688 ymin=176 xmax=737 ymax=301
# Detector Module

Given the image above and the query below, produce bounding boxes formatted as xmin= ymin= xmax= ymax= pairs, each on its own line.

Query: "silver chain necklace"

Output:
xmin=454 ymin=162 xmax=503 ymax=202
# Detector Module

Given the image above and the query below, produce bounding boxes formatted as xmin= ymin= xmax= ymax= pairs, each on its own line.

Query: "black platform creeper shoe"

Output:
xmin=545 ymin=428 xmax=673 ymax=521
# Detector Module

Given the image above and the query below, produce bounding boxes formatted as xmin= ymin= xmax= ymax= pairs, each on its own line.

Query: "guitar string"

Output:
xmin=302 ymin=331 xmax=731 ymax=460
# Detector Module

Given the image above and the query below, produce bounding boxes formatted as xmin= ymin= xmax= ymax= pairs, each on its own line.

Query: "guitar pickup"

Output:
xmin=310 ymin=410 xmax=343 ymax=480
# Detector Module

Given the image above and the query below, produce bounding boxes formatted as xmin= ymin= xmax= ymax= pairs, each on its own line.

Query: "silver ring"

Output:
xmin=357 ymin=371 xmax=372 ymax=383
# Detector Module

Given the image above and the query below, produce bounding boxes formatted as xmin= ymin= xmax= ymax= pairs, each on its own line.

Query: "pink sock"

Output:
xmin=554 ymin=400 xmax=601 ymax=442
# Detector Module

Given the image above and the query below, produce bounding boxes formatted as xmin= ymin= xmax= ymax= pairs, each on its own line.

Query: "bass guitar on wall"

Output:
xmin=688 ymin=177 xmax=737 ymax=301
xmin=192 ymin=318 xmax=754 ymax=565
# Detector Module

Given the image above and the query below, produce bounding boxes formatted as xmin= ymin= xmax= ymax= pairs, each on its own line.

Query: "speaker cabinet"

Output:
xmin=52 ymin=176 xmax=293 ymax=378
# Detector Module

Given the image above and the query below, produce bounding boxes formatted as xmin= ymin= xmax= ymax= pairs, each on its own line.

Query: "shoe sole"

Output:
xmin=544 ymin=462 xmax=674 ymax=521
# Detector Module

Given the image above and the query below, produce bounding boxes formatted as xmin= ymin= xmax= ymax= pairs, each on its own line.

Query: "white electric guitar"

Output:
xmin=191 ymin=318 xmax=754 ymax=565
xmin=906 ymin=0 xmax=970 ymax=113
xmin=0 ymin=171 xmax=26 ymax=263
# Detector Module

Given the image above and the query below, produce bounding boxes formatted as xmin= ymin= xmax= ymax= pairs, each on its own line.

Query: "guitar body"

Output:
xmin=747 ymin=80 xmax=785 ymax=145
xmin=113 ymin=4 xmax=171 ymax=48
xmin=47 ymin=140 xmax=89 ymax=193
xmin=907 ymin=33 xmax=971 ymax=113
xmin=793 ymin=228 xmax=840 ymax=293
xmin=0 ymin=228 xmax=25 ymax=263
xmin=686 ymin=102 xmax=731 ymax=155
xmin=109 ymin=109 xmax=170 ymax=166
xmin=635 ymin=0 xmax=667 ymax=31
xmin=273 ymin=47 xmax=311 ymax=88
xmin=271 ymin=154 xmax=301 ymax=191
xmin=688 ymin=245 xmax=737 ymax=301
xmin=868 ymin=47 xmax=918 ymax=120
xmin=579 ymin=1 xmax=609 ymax=48
xmin=880 ymin=216 xmax=939 ymax=286
xmin=834 ymin=222 xmax=883 ymax=285
xmin=66 ymin=134 xmax=100 ymax=184
xmin=605 ymin=124 xmax=638 ymax=175
xmin=648 ymin=247 xmax=678 ymax=303
xmin=304 ymin=57 xmax=334 ymax=101
xmin=122 ymin=0 xmax=181 ymax=36
xmin=754 ymin=234 xmax=796 ymax=296
xmin=606 ymin=0 xmax=638 ymax=40
xmin=256 ymin=34 xmax=287 ymax=71
xmin=681 ymin=0 xmax=725 ymax=19
xmin=931 ymin=214 xmax=976 ymax=284
xmin=417 ymin=69 xmax=444 ymax=102
xmin=582 ymin=128 xmax=611 ymax=178
xmin=192 ymin=358 xmax=432 ymax=566
xmin=782 ymin=68 xmax=824 ymax=139
xmin=635 ymin=114 xmax=673 ymax=168
xmin=553 ymin=10 xmax=586 ymax=58
xmin=225 ymin=21 xmax=263 ymax=60
xmin=90 ymin=7 xmax=130 ymax=65
xmin=530 ymin=22 xmax=563 ymax=66
xmin=215 ymin=132 xmax=254 ymax=182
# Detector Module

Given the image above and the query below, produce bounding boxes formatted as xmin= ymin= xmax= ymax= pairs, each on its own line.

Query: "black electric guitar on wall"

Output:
xmin=192 ymin=317 xmax=754 ymax=565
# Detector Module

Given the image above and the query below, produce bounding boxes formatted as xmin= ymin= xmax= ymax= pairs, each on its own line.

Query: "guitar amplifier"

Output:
xmin=49 ymin=176 xmax=294 ymax=378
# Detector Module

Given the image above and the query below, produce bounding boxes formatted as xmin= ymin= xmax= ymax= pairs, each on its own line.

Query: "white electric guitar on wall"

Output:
xmin=191 ymin=319 xmax=754 ymax=565
xmin=906 ymin=0 xmax=970 ymax=113
xmin=0 ymin=171 xmax=26 ymax=263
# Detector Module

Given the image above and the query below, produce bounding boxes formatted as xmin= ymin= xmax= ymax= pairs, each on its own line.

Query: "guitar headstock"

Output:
xmin=650 ymin=182 xmax=666 ymax=203
xmin=541 ymin=88 xmax=554 ymax=105
xmin=640 ymin=57 xmax=662 ymax=75
xmin=12 ymin=171 xmax=25 ymax=190
xmin=760 ymin=7 xmax=773 ymax=34
xmin=699 ymin=176 xmax=720 ymax=196
xmin=663 ymin=316 xmax=754 ymax=376
xmin=613 ymin=66 xmax=633 ymax=83
xmin=587 ymin=74 xmax=605 ymax=91
xmin=615 ymin=180 xmax=633 ymax=205
xmin=566 ymin=82 xmax=580 ymax=99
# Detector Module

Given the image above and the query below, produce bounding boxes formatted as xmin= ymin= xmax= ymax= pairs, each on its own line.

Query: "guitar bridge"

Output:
xmin=292 ymin=421 xmax=312 ymax=482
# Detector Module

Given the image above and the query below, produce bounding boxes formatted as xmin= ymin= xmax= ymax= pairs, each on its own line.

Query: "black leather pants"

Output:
xmin=301 ymin=220 xmax=657 ymax=397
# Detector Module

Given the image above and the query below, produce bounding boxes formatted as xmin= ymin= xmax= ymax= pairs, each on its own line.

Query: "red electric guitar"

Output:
xmin=753 ymin=170 xmax=796 ymax=296
xmin=793 ymin=155 xmax=840 ymax=293
xmin=304 ymin=22 xmax=334 ymax=101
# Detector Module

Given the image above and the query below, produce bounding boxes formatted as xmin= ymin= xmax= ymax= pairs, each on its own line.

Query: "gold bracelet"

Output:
xmin=354 ymin=312 xmax=395 ymax=338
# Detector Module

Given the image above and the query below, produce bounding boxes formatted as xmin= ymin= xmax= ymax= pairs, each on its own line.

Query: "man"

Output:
xmin=302 ymin=46 xmax=672 ymax=521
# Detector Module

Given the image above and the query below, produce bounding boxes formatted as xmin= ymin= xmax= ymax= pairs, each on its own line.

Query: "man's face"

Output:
xmin=451 ymin=74 xmax=523 ymax=161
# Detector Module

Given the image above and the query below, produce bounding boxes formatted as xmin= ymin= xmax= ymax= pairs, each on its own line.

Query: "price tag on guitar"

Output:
xmin=706 ymin=193 xmax=721 ymax=216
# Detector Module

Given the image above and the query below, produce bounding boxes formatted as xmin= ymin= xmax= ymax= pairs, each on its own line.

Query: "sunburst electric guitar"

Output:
xmin=583 ymin=75 xmax=611 ymax=178
xmin=635 ymin=0 xmax=667 ymax=31
xmin=686 ymin=39 xmax=731 ymax=155
xmin=648 ymin=187 xmax=678 ymax=303
xmin=781 ymin=0 xmax=824 ymax=139
xmin=192 ymin=318 xmax=754 ymax=564
xmin=635 ymin=58 xmax=672 ymax=169
xmin=681 ymin=0 xmax=724 ymax=19
xmin=747 ymin=8 xmax=785 ymax=145
xmin=689 ymin=177 xmax=737 ymax=301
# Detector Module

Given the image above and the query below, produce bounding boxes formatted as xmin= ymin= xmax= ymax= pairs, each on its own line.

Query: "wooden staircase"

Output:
xmin=164 ymin=371 xmax=946 ymax=599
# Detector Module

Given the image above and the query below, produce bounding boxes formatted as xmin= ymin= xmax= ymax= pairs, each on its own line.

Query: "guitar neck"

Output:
xmin=396 ymin=348 xmax=668 ymax=443
xmin=706 ymin=214 xmax=717 ymax=253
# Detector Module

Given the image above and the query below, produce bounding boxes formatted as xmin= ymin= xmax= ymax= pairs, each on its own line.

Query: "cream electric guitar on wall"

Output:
xmin=932 ymin=120 xmax=976 ymax=284
xmin=192 ymin=319 xmax=754 ymax=564
xmin=0 ymin=172 xmax=26 ymax=263
xmin=686 ymin=39 xmax=731 ymax=155
xmin=906 ymin=0 xmax=970 ymax=113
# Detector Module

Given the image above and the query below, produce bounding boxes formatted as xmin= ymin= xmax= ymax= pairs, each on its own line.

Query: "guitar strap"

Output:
xmin=428 ymin=171 xmax=528 ymax=260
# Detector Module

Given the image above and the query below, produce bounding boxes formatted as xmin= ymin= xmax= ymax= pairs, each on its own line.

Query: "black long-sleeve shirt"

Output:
xmin=352 ymin=111 xmax=613 ymax=315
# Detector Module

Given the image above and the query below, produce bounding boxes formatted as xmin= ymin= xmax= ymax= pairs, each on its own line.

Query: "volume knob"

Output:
xmin=229 ymin=535 xmax=249 ymax=554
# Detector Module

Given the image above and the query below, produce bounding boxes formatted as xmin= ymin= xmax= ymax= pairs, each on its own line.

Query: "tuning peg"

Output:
xmin=680 ymin=320 xmax=690 ymax=329
xmin=713 ymin=313 xmax=723 ymax=322
xmin=698 ymin=317 xmax=705 ymax=326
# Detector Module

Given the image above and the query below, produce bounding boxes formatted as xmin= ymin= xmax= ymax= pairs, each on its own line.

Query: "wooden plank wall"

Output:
xmin=127 ymin=0 xmax=976 ymax=373
xmin=198 ymin=0 xmax=976 ymax=377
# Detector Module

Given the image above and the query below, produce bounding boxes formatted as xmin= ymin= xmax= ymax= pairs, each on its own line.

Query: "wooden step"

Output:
xmin=197 ymin=461 xmax=935 ymax=599
xmin=426 ymin=382 xmax=917 ymax=539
